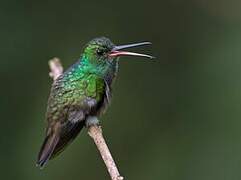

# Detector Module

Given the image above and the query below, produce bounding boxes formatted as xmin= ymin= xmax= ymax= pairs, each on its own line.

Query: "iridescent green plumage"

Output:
xmin=37 ymin=37 xmax=152 ymax=168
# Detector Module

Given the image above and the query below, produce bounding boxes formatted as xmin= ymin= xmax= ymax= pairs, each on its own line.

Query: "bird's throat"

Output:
xmin=70 ymin=56 xmax=119 ymax=87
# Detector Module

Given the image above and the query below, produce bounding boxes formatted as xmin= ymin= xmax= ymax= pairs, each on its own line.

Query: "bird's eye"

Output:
xmin=96 ymin=49 xmax=104 ymax=56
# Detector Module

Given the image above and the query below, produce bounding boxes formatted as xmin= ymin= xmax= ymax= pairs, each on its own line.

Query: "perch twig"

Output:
xmin=48 ymin=57 xmax=123 ymax=180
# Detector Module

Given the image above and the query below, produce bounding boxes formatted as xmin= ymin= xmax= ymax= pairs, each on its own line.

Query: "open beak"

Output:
xmin=109 ymin=42 xmax=154 ymax=59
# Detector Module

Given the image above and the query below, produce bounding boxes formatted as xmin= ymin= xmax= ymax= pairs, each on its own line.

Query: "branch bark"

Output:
xmin=48 ymin=57 xmax=123 ymax=180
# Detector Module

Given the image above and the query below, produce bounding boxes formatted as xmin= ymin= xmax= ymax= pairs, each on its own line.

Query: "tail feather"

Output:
xmin=36 ymin=120 xmax=85 ymax=168
xmin=37 ymin=133 xmax=59 ymax=168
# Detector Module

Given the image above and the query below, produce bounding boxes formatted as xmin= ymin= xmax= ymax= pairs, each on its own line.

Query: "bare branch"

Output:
xmin=48 ymin=57 xmax=124 ymax=180
xmin=48 ymin=57 xmax=63 ymax=80
xmin=88 ymin=125 xmax=123 ymax=180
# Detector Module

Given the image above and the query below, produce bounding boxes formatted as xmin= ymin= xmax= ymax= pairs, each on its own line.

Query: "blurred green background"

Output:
xmin=1 ymin=0 xmax=241 ymax=179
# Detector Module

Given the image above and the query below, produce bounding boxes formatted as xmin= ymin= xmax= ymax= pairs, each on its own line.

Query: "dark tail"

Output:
xmin=37 ymin=132 xmax=60 ymax=168
xmin=37 ymin=120 xmax=85 ymax=168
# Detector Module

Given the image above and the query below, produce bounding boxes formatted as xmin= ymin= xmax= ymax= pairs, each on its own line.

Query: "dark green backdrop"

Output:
xmin=1 ymin=0 xmax=241 ymax=179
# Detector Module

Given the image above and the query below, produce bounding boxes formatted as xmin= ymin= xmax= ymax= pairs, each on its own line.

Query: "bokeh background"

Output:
xmin=1 ymin=0 xmax=241 ymax=179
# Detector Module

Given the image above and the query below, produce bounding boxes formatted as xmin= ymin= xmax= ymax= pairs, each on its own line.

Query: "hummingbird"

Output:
xmin=37 ymin=37 xmax=153 ymax=168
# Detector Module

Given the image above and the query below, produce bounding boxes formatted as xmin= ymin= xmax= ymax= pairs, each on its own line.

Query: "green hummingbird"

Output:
xmin=37 ymin=37 xmax=153 ymax=168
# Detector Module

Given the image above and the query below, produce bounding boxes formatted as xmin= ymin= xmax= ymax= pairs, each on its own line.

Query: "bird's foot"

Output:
xmin=85 ymin=116 xmax=100 ymax=127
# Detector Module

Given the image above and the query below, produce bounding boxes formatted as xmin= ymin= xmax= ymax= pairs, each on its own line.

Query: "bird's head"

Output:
xmin=82 ymin=37 xmax=153 ymax=66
